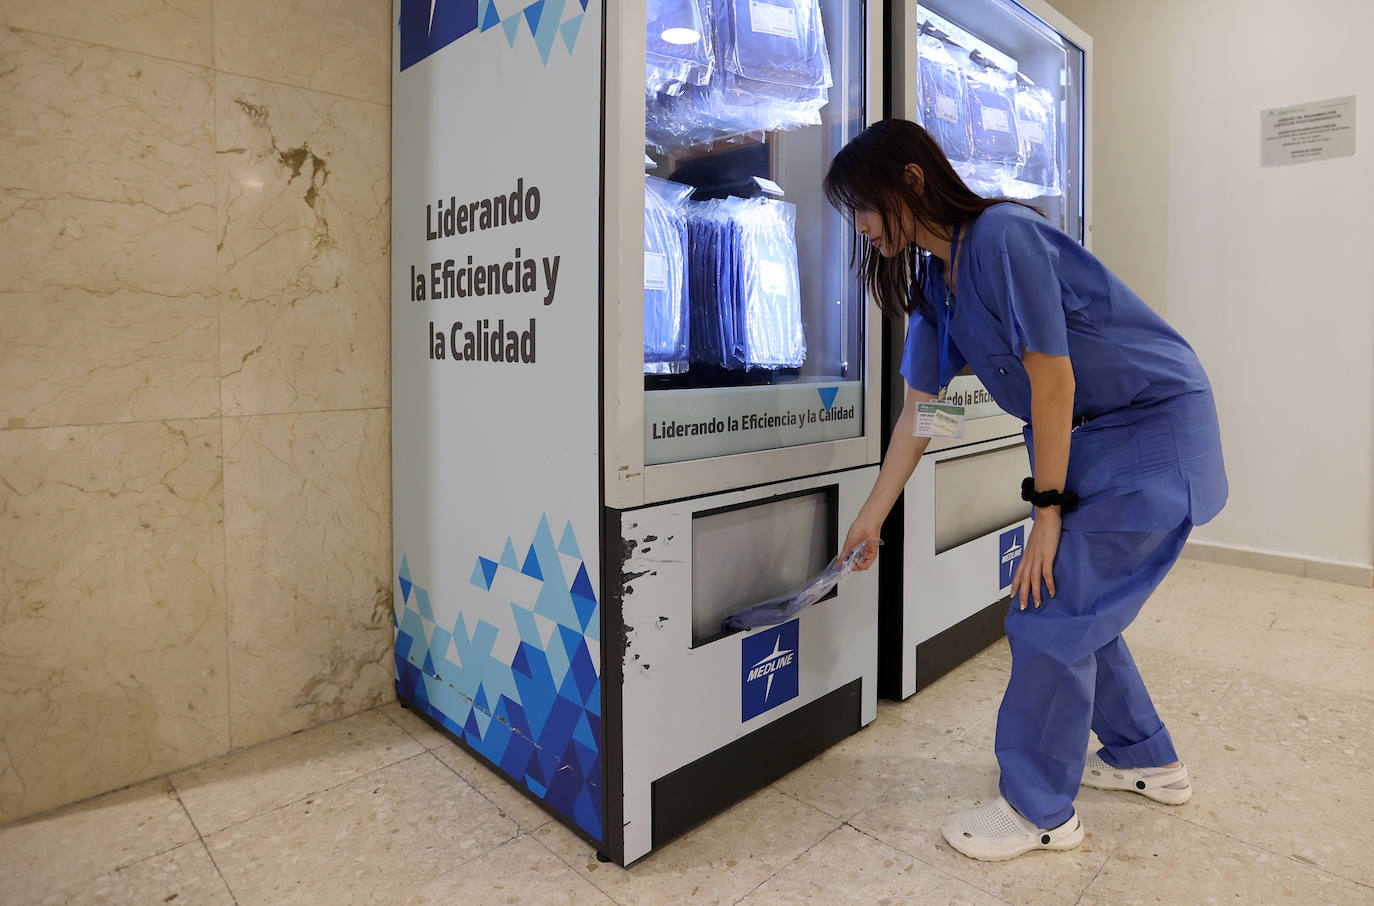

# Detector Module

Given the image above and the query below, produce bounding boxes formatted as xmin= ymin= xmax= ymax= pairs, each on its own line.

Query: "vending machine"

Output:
xmin=391 ymin=0 xmax=883 ymax=866
xmin=878 ymin=0 xmax=1091 ymax=699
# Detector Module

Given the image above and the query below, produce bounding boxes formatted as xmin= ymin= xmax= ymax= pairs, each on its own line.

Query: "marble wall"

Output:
xmin=0 ymin=1 xmax=394 ymax=822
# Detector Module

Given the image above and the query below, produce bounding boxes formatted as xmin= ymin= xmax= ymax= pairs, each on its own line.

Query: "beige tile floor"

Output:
xmin=4 ymin=560 xmax=1373 ymax=905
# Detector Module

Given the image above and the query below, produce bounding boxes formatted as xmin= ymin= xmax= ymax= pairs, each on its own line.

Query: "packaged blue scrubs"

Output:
xmin=687 ymin=200 xmax=738 ymax=367
xmin=734 ymin=197 xmax=806 ymax=367
xmin=1013 ymin=74 xmax=1058 ymax=194
xmin=963 ymin=56 xmax=1021 ymax=164
xmin=916 ymin=31 xmax=972 ymax=162
xmin=687 ymin=196 xmax=805 ymax=369
xmin=647 ymin=0 xmax=715 ymax=97
xmin=644 ymin=176 xmax=694 ymax=368
xmin=717 ymin=0 xmax=831 ymax=103
xmin=681 ymin=0 xmax=832 ymax=142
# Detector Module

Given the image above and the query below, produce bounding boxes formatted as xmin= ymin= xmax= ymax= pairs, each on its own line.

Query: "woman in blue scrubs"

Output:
xmin=826 ymin=120 xmax=1227 ymax=862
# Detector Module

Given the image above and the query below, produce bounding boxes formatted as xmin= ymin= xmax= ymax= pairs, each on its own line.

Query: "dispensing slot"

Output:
xmin=691 ymin=487 xmax=838 ymax=646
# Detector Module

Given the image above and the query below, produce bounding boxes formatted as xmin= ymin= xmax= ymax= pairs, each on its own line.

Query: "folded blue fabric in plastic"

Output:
xmin=647 ymin=0 xmax=714 ymax=96
xmin=687 ymin=197 xmax=805 ymax=369
xmin=1014 ymin=77 xmax=1058 ymax=191
xmin=644 ymin=176 xmax=693 ymax=366
xmin=717 ymin=0 xmax=831 ymax=103
xmin=734 ymin=198 xmax=805 ymax=367
xmin=916 ymin=32 xmax=972 ymax=162
xmin=964 ymin=59 xmax=1021 ymax=163
xmin=686 ymin=201 xmax=728 ymax=366
xmin=721 ymin=540 xmax=881 ymax=631
xmin=653 ymin=0 xmax=832 ymax=148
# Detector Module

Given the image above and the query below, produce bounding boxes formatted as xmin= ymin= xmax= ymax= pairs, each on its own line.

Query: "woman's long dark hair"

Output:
xmin=823 ymin=119 xmax=1037 ymax=322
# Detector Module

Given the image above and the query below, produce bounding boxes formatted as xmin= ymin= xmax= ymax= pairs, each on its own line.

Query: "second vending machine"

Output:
xmin=879 ymin=0 xmax=1092 ymax=699
xmin=392 ymin=0 xmax=884 ymax=867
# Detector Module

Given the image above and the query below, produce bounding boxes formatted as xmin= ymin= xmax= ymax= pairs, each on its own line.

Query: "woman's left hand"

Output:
xmin=1011 ymin=507 xmax=1062 ymax=610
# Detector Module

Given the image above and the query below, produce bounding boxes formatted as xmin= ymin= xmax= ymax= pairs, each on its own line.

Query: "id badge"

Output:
xmin=914 ymin=401 xmax=966 ymax=439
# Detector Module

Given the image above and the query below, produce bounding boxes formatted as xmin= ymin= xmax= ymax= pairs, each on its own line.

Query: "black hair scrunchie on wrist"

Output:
xmin=1021 ymin=477 xmax=1079 ymax=513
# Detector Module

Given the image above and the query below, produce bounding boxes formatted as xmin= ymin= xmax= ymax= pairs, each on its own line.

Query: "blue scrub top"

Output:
xmin=900 ymin=203 xmax=1228 ymax=530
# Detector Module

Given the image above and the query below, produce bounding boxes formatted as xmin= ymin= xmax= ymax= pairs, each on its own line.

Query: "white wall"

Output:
xmin=1054 ymin=0 xmax=1374 ymax=582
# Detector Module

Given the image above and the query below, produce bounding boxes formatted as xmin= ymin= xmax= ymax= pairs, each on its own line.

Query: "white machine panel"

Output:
xmin=617 ymin=467 xmax=878 ymax=863
xmin=901 ymin=435 xmax=1030 ymax=699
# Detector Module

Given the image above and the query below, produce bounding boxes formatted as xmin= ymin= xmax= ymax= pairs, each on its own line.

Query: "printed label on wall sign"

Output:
xmin=1261 ymin=96 xmax=1356 ymax=167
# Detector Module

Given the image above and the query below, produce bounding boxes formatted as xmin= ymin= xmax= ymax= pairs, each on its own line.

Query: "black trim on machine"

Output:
xmin=600 ymin=507 xmax=626 ymax=865
xmin=648 ymin=679 xmax=863 ymax=853
xmin=914 ymin=596 xmax=1009 ymax=691
xmin=876 ymin=270 xmax=905 ymax=700
xmin=596 ymin=0 xmax=617 ymax=870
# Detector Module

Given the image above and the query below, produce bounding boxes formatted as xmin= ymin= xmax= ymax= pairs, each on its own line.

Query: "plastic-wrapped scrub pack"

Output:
xmin=915 ymin=30 xmax=972 ymax=162
xmin=715 ymin=0 xmax=832 ymax=116
xmin=1009 ymin=73 xmax=1059 ymax=196
xmin=687 ymin=199 xmax=744 ymax=368
xmin=647 ymin=0 xmax=715 ymax=96
xmin=644 ymin=176 xmax=694 ymax=372
xmin=734 ymin=197 xmax=805 ymax=367
xmin=687 ymin=197 xmax=805 ymax=369
xmin=663 ymin=0 xmax=833 ymax=148
xmin=645 ymin=0 xmax=717 ymax=150
xmin=721 ymin=540 xmax=881 ymax=631
xmin=964 ymin=53 xmax=1021 ymax=163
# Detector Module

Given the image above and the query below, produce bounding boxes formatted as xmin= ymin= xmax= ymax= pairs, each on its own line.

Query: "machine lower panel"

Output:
xmin=914 ymin=598 xmax=1009 ymax=691
xmin=613 ymin=467 xmax=880 ymax=864
xmin=651 ymin=679 xmax=862 ymax=850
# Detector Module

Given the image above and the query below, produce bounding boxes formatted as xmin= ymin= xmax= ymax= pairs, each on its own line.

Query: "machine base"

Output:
xmin=393 ymin=688 xmax=608 ymax=854
xmin=914 ymin=597 xmax=1009 ymax=693
xmin=649 ymin=679 xmax=863 ymax=853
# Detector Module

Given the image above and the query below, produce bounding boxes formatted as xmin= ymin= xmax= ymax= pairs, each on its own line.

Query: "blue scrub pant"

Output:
xmin=994 ymin=520 xmax=1191 ymax=829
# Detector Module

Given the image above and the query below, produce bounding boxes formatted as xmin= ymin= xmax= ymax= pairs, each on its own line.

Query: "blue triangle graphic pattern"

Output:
xmin=393 ymin=516 xmax=601 ymax=841
xmin=471 ymin=559 xmax=492 ymax=590
xmin=559 ymin=13 xmax=583 ymax=53
xmin=522 ymin=0 xmax=544 ymax=34
xmin=481 ymin=0 xmax=502 ymax=31
xmin=818 ymin=386 xmax=839 ymax=411
xmin=521 ymin=545 xmax=543 ymax=580
xmin=398 ymin=0 xmax=591 ymax=69
xmin=558 ymin=521 xmax=581 ymax=558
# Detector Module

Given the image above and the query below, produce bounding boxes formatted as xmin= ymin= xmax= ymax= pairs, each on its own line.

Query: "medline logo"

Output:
xmin=741 ymin=620 xmax=800 ymax=721
xmin=746 ymin=637 xmax=794 ymax=692
xmin=999 ymin=526 xmax=1025 ymax=589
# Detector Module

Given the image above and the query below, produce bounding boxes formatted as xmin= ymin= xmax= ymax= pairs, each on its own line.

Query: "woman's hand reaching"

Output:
xmin=842 ymin=516 xmax=884 ymax=571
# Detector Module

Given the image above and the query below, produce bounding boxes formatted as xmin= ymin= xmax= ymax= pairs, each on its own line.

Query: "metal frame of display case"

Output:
xmin=603 ymin=0 xmax=888 ymax=509
xmin=878 ymin=0 xmax=1093 ymax=699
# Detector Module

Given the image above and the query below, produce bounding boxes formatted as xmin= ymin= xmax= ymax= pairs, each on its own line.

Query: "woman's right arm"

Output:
xmin=843 ymin=384 xmax=937 ymax=570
